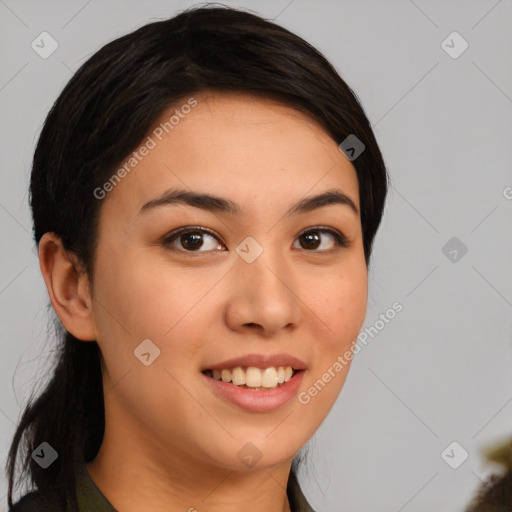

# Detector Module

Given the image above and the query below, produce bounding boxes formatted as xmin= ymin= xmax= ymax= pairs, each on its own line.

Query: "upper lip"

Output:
xmin=203 ymin=353 xmax=307 ymax=371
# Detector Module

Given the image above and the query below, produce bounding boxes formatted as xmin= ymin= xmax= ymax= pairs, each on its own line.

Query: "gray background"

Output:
xmin=1 ymin=0 xmax=511 ymax=510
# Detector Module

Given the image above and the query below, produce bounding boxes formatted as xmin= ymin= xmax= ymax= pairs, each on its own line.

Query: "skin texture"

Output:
xmin=39 ymin=92 xmax=368 ymax=512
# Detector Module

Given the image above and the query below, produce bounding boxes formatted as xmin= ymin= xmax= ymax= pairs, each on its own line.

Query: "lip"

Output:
xmin=202 ymin=353 xmax=307 ymax=371
xmin=202 ymin=369 xmax=306 ymax=413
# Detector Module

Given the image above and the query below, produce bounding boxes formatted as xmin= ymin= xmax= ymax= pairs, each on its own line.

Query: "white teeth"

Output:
xmin=261 ymin=367 xmax=278 ymax=388
xmin=245 ymin=367 xmax=262 ymax=387
xmin=209 ymin=366 xmax=296 ymax=388
xmin=232 ymin=367 xmax=246 ymax=386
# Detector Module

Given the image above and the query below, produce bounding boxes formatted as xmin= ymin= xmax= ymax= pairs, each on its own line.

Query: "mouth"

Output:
xmin=201 ymin=353 xmax=307 ymax=412
xmin=202 ymin=366 xmax=301 ymax=391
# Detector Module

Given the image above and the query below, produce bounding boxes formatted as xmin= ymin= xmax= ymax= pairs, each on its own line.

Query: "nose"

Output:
xmin=224 ymin=249 xmax=302 ymax=337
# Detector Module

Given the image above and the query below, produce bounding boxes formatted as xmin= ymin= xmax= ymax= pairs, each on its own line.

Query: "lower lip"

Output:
xmin=202 ymin=371 xmax=305 ymax=413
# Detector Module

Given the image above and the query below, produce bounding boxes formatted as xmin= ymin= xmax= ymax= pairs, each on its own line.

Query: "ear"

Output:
xmin=38 ymin=232 xmax=97 ymax=341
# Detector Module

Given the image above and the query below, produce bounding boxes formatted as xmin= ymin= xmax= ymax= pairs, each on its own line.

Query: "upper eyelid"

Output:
xmin=165 ymin=225 xmax=223 ymax=243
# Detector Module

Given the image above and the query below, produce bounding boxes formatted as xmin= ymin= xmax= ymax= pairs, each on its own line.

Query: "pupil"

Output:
xmin=302 ymin=232 xmax=320 ymax=249
xmin=182 ymin=232 xmax=203 ymax=250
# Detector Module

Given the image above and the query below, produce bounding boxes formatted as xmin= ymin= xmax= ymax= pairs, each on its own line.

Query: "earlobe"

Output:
xmin=38 ymin=232 xmax=97 ymax=341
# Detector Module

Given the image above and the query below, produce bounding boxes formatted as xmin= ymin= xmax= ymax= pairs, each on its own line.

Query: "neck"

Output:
xmin=86 ymin=422 xmax=293 ymax=512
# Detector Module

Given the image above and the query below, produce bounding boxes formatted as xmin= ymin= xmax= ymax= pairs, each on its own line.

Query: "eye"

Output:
xmin=162 ymin=226 xmax=348 ymax=253
xmin=162 ymin=226 xmax=225 ymax=252
xmin=293 ymin=228 xmax=348 ymax=251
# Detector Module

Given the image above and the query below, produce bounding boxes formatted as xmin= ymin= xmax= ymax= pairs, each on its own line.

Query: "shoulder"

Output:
xmin=9 ymin=489 xmax=66 ymax=512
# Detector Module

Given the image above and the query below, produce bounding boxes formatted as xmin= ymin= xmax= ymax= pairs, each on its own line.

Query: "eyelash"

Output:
xmin=161 ymin=225 xmax=349 ymax=253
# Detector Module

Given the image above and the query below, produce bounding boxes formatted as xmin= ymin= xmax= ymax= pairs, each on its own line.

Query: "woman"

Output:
xmin=6 ymin=5 xmax=388 ymax=511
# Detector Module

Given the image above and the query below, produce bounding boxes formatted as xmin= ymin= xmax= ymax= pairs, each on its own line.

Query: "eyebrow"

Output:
xmin=139 ymin=187 xmax=358 ymax=217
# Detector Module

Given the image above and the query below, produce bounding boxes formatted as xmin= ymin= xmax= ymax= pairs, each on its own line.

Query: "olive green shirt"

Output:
xmin=10 ymin=464 xmax=316 ymax=512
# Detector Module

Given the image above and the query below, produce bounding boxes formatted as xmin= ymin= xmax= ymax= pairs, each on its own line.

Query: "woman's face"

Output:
xmin=89 ymin=92 xmax=367 ymax=473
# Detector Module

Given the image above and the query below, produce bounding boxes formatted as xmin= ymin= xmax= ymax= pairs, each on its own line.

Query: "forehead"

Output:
xmin=99 ymin=92 xmax=359 ymax=221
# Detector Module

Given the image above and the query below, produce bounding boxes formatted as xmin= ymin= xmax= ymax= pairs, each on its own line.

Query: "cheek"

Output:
xmin=92 ymin=248 xmax=229 ymax=377
xmin=310 ymin=260 xmax=368 ymax=346
xmin=333 ymin=271 xmax=368 ymax=340
xmin=90 ymin=251 xmax=213 ymax=432
xmin=302 ymin=259 xmax=367 ymax=406
xmin=95 ymin=247 xmax=200 ymax=336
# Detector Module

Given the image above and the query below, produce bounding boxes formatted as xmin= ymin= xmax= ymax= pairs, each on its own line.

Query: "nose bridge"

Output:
xmin=238 ymin=242 xmax=293 ymax=303
xmin=227 ymin=236 xmax=301 ymax=333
